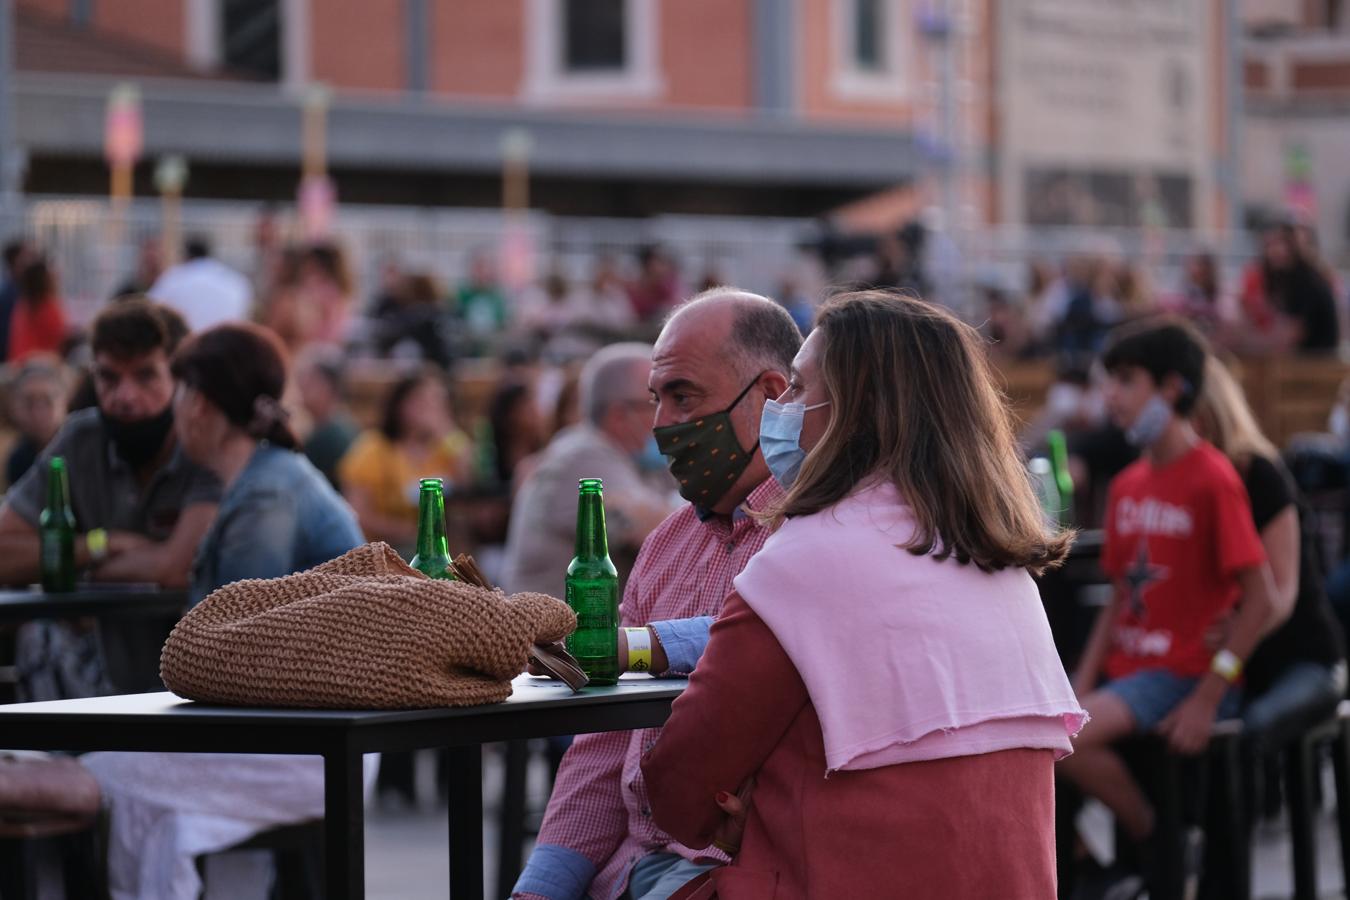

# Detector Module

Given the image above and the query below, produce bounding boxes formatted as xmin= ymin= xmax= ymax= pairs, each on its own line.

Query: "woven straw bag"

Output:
xmin=160 ymin=542 xmax=576 ymax=709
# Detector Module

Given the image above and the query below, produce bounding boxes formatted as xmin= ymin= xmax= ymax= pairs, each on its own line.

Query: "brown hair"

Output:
xmin=772 ymin=290 xmax=1071 ymax=574
xmin=171 ymin=323 xmax=298 ymax=450
xmin=380 ymin=366 xmax=452 ymax=443
xmin=91 ymin=298 xmax=189 ymax=361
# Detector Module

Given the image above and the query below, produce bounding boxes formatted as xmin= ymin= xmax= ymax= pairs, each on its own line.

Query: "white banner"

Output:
xmin=999 ymin=0 xmax=1217 ymax=229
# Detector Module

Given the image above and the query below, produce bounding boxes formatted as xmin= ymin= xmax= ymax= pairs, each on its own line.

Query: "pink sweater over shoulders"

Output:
xmin=734 ymin=480 xmax=1086 ymax=772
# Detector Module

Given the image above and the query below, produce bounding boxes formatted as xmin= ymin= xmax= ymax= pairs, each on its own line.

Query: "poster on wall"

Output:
xmin=999 ymin=0 xmax=1215 ymax=230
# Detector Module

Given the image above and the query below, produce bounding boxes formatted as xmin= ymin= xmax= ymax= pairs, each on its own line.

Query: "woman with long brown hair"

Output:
xmin=643 ymin=290 xmax=1085 ymax=899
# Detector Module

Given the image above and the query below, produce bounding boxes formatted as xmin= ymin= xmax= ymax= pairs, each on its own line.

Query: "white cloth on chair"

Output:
xmin=83 ymin=752 xmax=379 ymax=900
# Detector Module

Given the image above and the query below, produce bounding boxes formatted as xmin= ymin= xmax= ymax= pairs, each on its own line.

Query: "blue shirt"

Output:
xmin=189 ymin=445 xmax=364 ymax=605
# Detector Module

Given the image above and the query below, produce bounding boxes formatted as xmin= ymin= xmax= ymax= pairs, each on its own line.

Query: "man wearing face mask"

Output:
xmin=1059 ymin=318 xmax=1276 ymax=888
xmin=0 ymin=300 xmax=221 ymax=698
xmin=501 ymin=342 xmax=678 ymax=597
xmin=513 ymin=290 xmax=800 ymax=900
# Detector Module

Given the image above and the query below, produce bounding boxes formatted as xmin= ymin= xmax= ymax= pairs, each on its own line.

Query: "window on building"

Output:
xmin=832 ymin=0 xmax=906 ymax=100
xmin=222 ymin=0 xmax=282 ymax=81
xmin=563 ymin=0 xmax=627 ymax=72
xmin=853 ymin=0 xmax=886 ymax=72
xmin=525 ymin=0 xmax=661 ymax=101
xmin=1328 ymin=0 xmax=1346 ymax=31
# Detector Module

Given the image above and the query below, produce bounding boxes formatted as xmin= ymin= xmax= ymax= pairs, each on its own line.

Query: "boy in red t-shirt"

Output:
xmin=1059 ymin=319 xmax=1275 ymax=862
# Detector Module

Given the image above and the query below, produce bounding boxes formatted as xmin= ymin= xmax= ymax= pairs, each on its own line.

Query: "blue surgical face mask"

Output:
xmin=635 ymin=435 xmax=666 ymax=472
xmin=1125 ymin=394 xmax=1173 ymax=448
xmin=760 ymin=398 xmax=830 ymax=488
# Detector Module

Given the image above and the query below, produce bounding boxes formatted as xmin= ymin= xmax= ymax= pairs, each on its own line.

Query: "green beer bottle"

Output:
xmin=1029 ymin=457 xmax=1061 ymax=528
xmin=565 ymin=478 xmax=619 ymax=686
xmin=473 ymin=419 xmax=499 ymax=488
xmin=1046 ymin=429 xmax=1074 ymax=526
xmin=39 ymin=456 xmax=76 ymax=593
xmin=409 ymin=477 xmax=457 ymax=580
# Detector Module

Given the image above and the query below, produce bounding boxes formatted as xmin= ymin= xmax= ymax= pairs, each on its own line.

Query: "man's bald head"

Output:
xmin=662 ymin=287 xmax=802 ymax=380
xmin=649 ymin=287 xmax=801 ymax=515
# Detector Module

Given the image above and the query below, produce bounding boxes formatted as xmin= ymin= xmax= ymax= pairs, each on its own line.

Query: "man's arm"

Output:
xmin=624 ymin=617 xmax=713 ymax=676
xmin=1160 ymin=562 xmax=1277 ymax=754
xmin=92 ymin=502 xmax=217 ymax=588
xmin=0 ymin=503 xmax=164 ymax=587
xmin=1257 ymin=506 xmax=1300 ymax=634
xmin=512 ymin=731 xmax=630 ymax=900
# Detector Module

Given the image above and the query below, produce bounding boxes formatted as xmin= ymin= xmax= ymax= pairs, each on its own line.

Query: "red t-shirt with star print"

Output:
xmin=1100 ymin=440 xmax=1266 ymax=680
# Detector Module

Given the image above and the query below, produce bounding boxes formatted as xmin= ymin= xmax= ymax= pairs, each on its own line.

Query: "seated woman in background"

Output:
xmin=643 ymin=291 xmax=1086 ymax=899
xmin=168 ymin=323 xmax=364 ymax=604
xmin=338 ymin=366 xmax=472 ymax=555
xmin=84 ymin=323 xmax=371 ymax=900
xmin=1193 ymin=358 xmax=1346 ymax=754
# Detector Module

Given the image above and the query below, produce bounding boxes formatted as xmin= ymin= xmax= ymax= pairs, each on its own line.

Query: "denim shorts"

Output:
xmin=1102 ymin=668 xmax=1242 ymax=732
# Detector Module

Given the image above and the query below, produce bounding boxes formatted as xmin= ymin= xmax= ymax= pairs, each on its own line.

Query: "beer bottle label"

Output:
xmin=40 ymin=535 xmax=62 ymax=570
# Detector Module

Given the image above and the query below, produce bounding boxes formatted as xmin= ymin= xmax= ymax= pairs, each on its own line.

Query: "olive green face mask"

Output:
xmin=652 ymin=374 xmax=763 ymax=508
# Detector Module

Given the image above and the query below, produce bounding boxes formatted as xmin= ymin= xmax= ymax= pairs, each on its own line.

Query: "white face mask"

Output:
xmin=1125 ymin=394 xmax=1173 ymax=448
xmin=760 ymin=398 xmax=830 ymax=488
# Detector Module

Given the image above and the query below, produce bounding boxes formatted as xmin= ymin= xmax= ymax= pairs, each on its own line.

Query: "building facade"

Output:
xmin=9 ymin=0 xmax=1343 ymax=263
xmin=11 ymin=0 xmax=954 ymax=218
xmin=1242 ymin=0 xmax=1350 ymax=263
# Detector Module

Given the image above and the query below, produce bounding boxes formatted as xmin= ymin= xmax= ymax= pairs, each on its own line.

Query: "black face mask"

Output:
xmin=101 ymin=406 xmax=175 ymax=469
xmin=652 ymin=374 xmax=764 ymax=508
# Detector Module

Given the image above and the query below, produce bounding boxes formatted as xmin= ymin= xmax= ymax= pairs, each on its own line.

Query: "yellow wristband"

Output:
xmin=86 ymin=528 xmax=109 ymax=562
xmin=1211 ymin=649 xmax=1243 ymax=683
xmin=624 ymin=627 xmax=653 ymax=673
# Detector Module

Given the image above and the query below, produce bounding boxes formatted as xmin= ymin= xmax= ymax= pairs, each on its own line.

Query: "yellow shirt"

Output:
xmin=337 ymin=430 xmax=472 ymax=524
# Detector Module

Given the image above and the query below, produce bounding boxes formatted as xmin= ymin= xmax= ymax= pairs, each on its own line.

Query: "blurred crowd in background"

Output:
xmin=0 ymin=210 xmax=1344 ymax=519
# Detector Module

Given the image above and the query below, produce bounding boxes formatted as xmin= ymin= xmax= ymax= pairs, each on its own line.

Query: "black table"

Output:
xmin=0 ymin=674 xmax=685 ymax=899
xmin=0 ymin=587 xmax=187 ymax=622
xmin=0 ymin=588 xmax=188 ymax=695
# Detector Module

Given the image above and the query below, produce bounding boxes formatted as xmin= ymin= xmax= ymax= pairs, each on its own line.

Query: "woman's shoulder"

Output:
xmin=1242 ymin=451 xmax=1287 ymax=488
xmin=231 ymin=449 xmax=358 ymax=525
xmin=235 ymin=447 xmax=324 ymax=495
xmin=752 ymin=482 xmax=912 ymax=574
xmin=779 ymin=480 xmax=910 ymax=538
xmin=226 ymin=447 xmax=294 ymax=493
